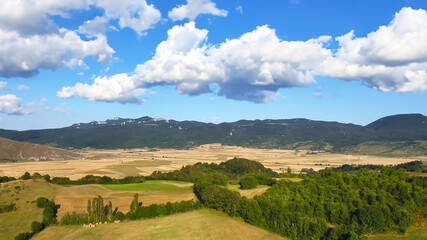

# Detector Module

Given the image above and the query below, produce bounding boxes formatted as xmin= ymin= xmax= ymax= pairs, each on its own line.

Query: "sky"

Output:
xmin=0 ymin=0 xmax=426 ymax=130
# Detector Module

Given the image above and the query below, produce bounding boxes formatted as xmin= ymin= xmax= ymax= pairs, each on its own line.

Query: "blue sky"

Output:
xmin=0 ymin=0 xmax=426 ymax=130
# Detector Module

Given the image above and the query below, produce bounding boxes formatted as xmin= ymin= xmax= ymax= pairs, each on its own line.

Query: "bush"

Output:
xmin=31 ymin=221 xmax=44 ymax=234
xmin=14 ymin=232 xmax=32 ymax=240
xmin=239 ymin=174 xmax=258 ymax=189
xmin=36 ymin=197 xmax=49 ymax=208
xmin=20 ymin=172 xmax=31 ymax=180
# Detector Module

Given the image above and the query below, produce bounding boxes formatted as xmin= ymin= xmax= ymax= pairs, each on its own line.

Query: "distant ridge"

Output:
xmin=0 ymin=114 xmax=425 ymax=155
xmin=366 ymin=113 xmax=427 ymax=130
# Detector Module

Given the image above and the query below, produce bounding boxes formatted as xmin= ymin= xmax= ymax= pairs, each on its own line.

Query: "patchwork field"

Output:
xmin=0 ymin=180 xmax=61 ymax=240
xmin=55 ymin=180 xmax=195 ymax=220
xmin=0 ymin=145 xmax=423 ymax=180
xmin=32 ymin=209 xmax=286 ymax=240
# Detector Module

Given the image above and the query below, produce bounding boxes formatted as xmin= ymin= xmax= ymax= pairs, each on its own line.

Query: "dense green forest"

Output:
xmin=194 ymin=163 xmax=427 ymax=239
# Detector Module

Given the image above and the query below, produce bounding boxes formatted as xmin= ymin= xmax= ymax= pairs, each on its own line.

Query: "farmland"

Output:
xmin=55 ymin=181 xmax=195 ymax=220
xmin=0 ymin=145 xmax=423 ymax=180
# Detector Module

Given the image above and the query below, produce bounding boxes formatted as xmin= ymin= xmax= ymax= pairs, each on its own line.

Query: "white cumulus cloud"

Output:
xmin=169 ymin=0 xmax=228 ymax=21
xmin=58 ymin=73 xmax=146 ymax=104
xmin=317 ymin=7 xmax=427 ymax=92
xmin=0 ymin=0 xmax=162 ymax=78
xmin=59 ymin=22 xmax=332 ymax=103
xmin=0 ymin=94 xmax=32 ymax=115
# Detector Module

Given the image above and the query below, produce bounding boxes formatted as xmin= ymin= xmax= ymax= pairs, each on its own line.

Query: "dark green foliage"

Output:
xmin=149 ymin=157 xmax=277 ymax=183
xmin=42 ymin=201 xmax=58 ymax=225
xmin=0 ymin=175 xmax=16 ymax=183
xmin=61 ymin=196 xmax=201 ymax=225
xmin=20 ymin=172 xmax=31 ymax=180
xmin=30 ymin=221 xmax=44 ymax=234
xmin=15 ymin=199 xmax=57 ymax=239
xmin=0 ymin=202 xmax=16 ymax=213
xmin=200 ymin=185 xmax=241 ymax=216
xmin=194 ymin=168 xmax=427 ymax=239
xmin=51 ymin=174 xmax=145 ymax=185
xmin=1 ymin=114 xmax=425 ymax=152
xmin=36 ymin=197 xmax=49 ymax=208
xmin=14 ymin=232 xmax=32 ymax=240
xmin=321 ymin=160 xmax=427 ymax=173
xmin=239 ymin=174 xmax=258 ymax=189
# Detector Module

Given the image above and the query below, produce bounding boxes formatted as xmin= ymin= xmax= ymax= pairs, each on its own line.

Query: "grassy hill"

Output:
xmin=0 ymin=179 xmax=61 ymax=240
xmin=32 ymin=209 xmax=286 ymax=240
xmin=0 ymin=137 xmax=80 ymax=162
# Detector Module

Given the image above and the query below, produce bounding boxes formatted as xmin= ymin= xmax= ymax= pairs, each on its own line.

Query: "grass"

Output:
xmin=55 ymin=180 xmax=195 ymax=220
xmin=0 ymin=179 xmax=61 ymax=240
xmin=101 ymin=180 xmax=192 ymax=193
xmin=33 ymin=209 xmax=286 ymax=240
xmin=227 ymin=184 xmax=270 ymax=198
xmin=369 ymin=227 xmax=427 ymax=240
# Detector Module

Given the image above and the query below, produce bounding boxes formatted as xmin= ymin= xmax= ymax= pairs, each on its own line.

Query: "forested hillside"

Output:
xmin=0 ymin=114 xmax=425 ymax=155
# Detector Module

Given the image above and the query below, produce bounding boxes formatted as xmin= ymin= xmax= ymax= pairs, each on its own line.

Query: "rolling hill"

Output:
xmin=0 ymin=137 xmax=80 ymax=162
xmin=0 ymin=114 xmax=425 ymax=154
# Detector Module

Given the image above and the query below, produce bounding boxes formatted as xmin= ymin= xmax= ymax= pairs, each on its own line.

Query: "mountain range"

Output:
xmin=0 ymin=114 xmax=425 ymax=156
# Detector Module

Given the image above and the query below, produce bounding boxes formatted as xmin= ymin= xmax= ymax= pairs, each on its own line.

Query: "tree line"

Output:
xmin=61 ymin=194 xmax=202 ymax=225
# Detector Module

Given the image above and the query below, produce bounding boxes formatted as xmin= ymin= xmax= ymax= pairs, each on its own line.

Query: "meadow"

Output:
xmin=32 ymin=209 xmax=285 ymax=240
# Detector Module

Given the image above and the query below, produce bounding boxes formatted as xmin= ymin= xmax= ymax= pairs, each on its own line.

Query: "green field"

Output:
xmin=0 ymin=179 xmax=61 ymax=240
xmin=101 ymin=180 xmax=193 ymax=193
xmin=369 ymin=228 xmax=427 ymax=240
xmin=33 ymin=209 xmax=286 ymax=240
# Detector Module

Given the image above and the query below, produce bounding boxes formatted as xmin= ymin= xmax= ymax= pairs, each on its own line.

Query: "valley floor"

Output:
xmin=1 ymin=145 xmax=424 ymax=180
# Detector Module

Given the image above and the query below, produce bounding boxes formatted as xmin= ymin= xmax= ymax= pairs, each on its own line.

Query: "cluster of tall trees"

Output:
xmin=194 ymin=167 xmax=427 ymax=239
xmin=61 ymin=194 xmax=202 ymax=225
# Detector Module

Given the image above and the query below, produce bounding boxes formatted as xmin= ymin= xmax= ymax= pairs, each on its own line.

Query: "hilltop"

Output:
xmin=0 ymin=114 xmax=425 ymax=155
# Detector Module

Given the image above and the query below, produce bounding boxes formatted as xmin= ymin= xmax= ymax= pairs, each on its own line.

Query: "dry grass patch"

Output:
xmin=33 ymin=209 xmax=286 ymax=240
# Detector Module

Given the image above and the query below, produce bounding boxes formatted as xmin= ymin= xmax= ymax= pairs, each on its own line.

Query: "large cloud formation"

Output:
xmin=0 ymin=94 xmax=32 ymax=115
xmin=317 ymin=7 xmax=427 ymax=92
xmin=58 ymin=7 xmax=427 ymax=104
xmin=59 ymin=22 xmax=332 ymax=103
xmin=169 ymin=0 xmax=228 ymax=21
xmin=0 ymin=0 xmax=161 ymax=78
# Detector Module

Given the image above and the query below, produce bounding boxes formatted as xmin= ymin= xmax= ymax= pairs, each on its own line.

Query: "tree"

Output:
xmin=36 ymin=197 xmax=49 ymax=208
xmin=239 ymin=174 xmax=258 ymax=189
xmin=21 ymin=172 xmax=31 ymax=180
xmin=31 ymin=221 xmax=44 ymax=234
xmin=130 ymin=193 xmax=139 ymax=213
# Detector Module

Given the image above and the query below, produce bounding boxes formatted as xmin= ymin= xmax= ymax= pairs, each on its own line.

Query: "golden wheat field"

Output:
xmin=0 ymin=145 xmax=424 ymax=180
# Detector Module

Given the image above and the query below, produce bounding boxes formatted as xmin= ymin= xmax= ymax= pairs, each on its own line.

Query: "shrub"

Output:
xmin=239 ymin=174 xmax=258 ymax=189
xmin=36 ymin=197 xmax=49 ymax=208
